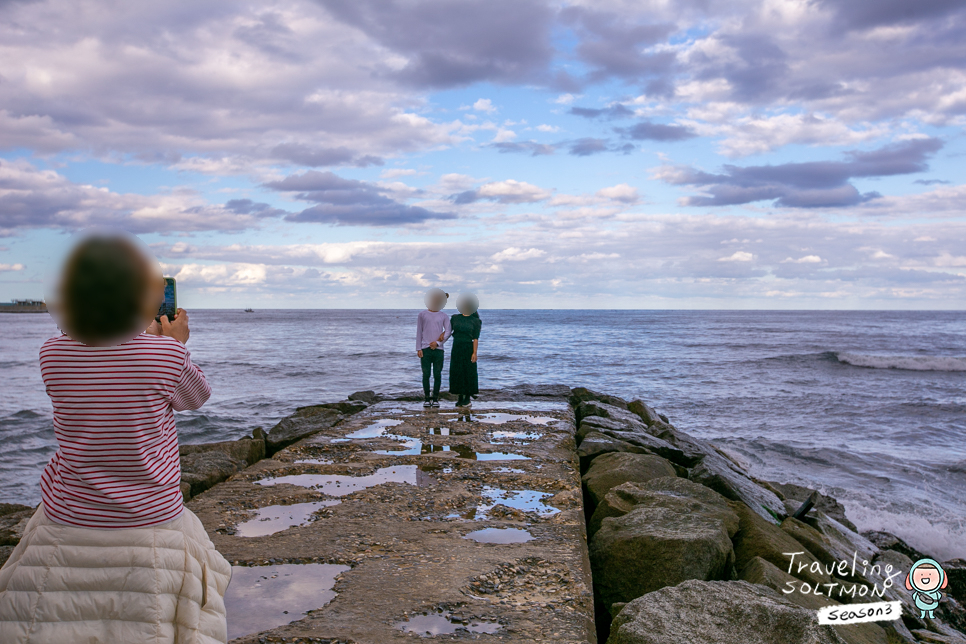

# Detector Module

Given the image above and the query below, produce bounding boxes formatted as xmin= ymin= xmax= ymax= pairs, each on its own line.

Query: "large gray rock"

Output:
xmin=781 ymin=516 xmax=878 ymax=585
xmin=608 ymin=580 xmax=846 ymax=644
xmin=180 ymin=450 xmax=243 ymax=497
xmin=298 ymin=400 xmax=367 ymax=415
xmin=863 ymin=530 xmax=931 ymax=563
xmin=577 ymin=432 xmax=653 ymax=471
xmin=739 ymin=557 xmax=890 ymax=644
xmin=945 ymin=559 xmax=966 ymax=606
xmin=266 ymin=406 xmax=344 ymax=453
xmin=690 ymin=453 xmax=786 ymax=522
xmin=627 ymin=400 xmax=662 ymax=426
xmin=347 ymin=389 xmax=379 ymax=403
xmin=575 ymin=400 xmax=646 ymax=428
xmin=179 ymin=436 xmax=265 ymax=467
xmin=591 ymin=503 xmax=735 ymax=609
xmin=0 ymin=505 xmax=33 ymax=547
xmin=599 ymin=429 xmax=686 ymax=465
xmin=569 ymin=387 xmax=629 ymax=410
xmin=577 ymin=415 xmax=645 ymax=443
xmin=589 ymin=477 xmax=738 ymax=539
xmin=730 ymin=499 xmax=832 ymax=590
xmin=512 ymin=383 xmax=572 ymax=398
xmin=582 ymin=452 xmax=677 ymax=508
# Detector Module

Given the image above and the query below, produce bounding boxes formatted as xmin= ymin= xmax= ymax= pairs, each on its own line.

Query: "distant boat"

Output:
xmin=244 ymin=308 xmax=254 ymax=313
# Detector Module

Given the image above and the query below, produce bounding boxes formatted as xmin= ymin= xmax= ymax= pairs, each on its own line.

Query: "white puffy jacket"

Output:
xmin=0 ymin=504 xmax=231 ymax=644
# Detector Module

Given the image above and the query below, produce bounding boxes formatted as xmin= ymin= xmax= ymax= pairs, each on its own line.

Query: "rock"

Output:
xmin=0 ymin=503 xmax=32 ymax=517
xmin=179 ymin=436 xmax=264 ymax=467
xmin=599 ymin=429 xmax=687 ymax=465
xmin=569 ymin=387 xmax=629 ymax=410
xmin=347 ymin=390 xmax=378 ymax=403
xmin=513 ymin=383 xmax=572 ymax=398
xmin=0 ymin=507 xmax=34 ymax=546
xmin=869 ymin=550 xmax=924 ymax=632
xmin=0 ymin=545 xmax=13 ymax=568
xmin=863 ymin=531 xmax=931 ymax=563
xmin=781 ymin=516 xmax=878 ymax=584
xmin=645 ymin=425 xmax=710 ymax=467
xmin=582 ymin=452 xmax=677 ymax=508
xmin=577 ymin=415 xmax=648 ymax=443
xmin=945 ymin=559 xmax=966 ymax=606
xmin=627 ymin=400 xmax=661 ymax=426
xmin=730 ymin=499 xmax=832 ymax=590
xmin=575 ymin=400 xmax=644 ymax=428
xmin=608 ymin=579 xmax=846 ymax=644
xmin=589 ymin=477 xmax=738 ymax=539
xmin=577 ymin=432 xmax=653 ymax=471
xmin=179 ymin=450 xmax=243 ymax=497
xmin=739 ymin=557 xmax=889 ymax=644
xmin=298 ymin=400 xmax=367 ymax=415
xmin=590 ymin=503 xmax=735 ymax=608
xmin=911 ymin=628 xmax=966 ymax=644
xmin=938 ymin=596 xmax=966 ymax=635
xmin=180 ymin=481 xmax=192 ymax=503
xmin=266 ymin=407 xmax=344 ymax=453
xmin=770 ymin=482 xmax=858 ymax=532
xmin=690 ymin=454 xmax=787 ymax=522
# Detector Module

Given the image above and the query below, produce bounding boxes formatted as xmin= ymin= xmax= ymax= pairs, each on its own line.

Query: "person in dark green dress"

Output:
xmin=449 ymin=293 xmax=481 ymax=407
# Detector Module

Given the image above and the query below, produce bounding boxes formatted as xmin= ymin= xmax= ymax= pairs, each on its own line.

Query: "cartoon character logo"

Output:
xmin=905 ymin=558 xmax=948 ymax=619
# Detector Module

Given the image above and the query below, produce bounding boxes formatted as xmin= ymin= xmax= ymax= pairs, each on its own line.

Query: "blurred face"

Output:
xmin=424 ymin=290 xmax=446 ymax=311
xmin=913 ymin=565 xmax=941 ymax=590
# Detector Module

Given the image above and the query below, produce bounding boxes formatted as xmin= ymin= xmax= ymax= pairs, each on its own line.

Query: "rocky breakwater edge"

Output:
xmin=570 ymin=387 xmax=966 ymax=644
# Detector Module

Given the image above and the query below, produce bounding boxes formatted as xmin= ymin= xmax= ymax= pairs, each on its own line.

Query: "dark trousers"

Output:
xmin=420 ymin=348 xmax=444 ymax=399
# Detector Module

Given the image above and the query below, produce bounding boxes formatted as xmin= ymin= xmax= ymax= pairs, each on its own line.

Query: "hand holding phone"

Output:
xmin=160 ymin=308 xmax=190 ymax=344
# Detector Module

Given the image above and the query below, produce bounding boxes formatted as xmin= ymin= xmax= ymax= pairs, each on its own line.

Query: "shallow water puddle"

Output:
xmin=225 ymin=563 xmax=349 ymax=640
xmin=256 ymin=465 xmax=420 ymax=495
xmin=490 ymin=429 xmax=543 ymax=442
xmin=473 ymin=451 xmax=530 ymax=461
xmin=345 ymin=418 xmax=404 ymax=439
xmin=235 ymin=500 xmax=340 ymax=538
xmin=394 ymin=609 xmax=501 ymax=636
xmin=475 ymin=486 xmax=559 ymax=519
xmin=474 ymin=413 xmax=557 ymax=425
xmin=294 ymin=457 xmax=333 ymax=465
xmin=464 ymin=527 xmax=534 ymax=544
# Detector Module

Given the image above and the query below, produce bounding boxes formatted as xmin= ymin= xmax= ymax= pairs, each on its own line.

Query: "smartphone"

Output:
xmin=156 ymin=277 xmax=177 ymax=323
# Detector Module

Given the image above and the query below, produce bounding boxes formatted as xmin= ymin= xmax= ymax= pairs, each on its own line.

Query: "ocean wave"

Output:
xmin=835 ymin=352 xmax=966 ymax=372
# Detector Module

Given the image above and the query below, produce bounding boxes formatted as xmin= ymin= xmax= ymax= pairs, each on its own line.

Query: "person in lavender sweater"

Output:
xmin=416 ymin=288 xmax=452 ymax=407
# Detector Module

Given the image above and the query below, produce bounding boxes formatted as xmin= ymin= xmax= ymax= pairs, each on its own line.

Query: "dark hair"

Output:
xmin=60 ymin=235 xmax=155 ymax=345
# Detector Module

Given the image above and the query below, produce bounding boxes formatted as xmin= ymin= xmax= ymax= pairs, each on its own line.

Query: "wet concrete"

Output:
xmin=188 ymin=397 xmax=595 ymax=643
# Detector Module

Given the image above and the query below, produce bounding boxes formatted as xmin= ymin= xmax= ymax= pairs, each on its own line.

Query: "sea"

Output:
xmin=2 ymin=310 xmax=964 ymax=559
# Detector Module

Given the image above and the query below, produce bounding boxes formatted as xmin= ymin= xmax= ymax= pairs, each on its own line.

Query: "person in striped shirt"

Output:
xmin=0 ymin=232 xmax=232 ymax=643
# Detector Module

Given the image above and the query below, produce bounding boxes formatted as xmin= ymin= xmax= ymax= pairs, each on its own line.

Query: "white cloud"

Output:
xmin=492 ymin=128 xmax=517 ymax=143
xmin=380 ymin=168 xmax=418 ymax=179
xmin=473 ymin=98 xmax=497 ymax=113
xmin=719 ymin=251 xmax=754 ymax=262
xmin=477 ymin=179 xmax=551 ymax=203
xmin=491 ymin=247 xmax=547 ymax=262
xmin=596 ymin=183 xmax=640 ymax=203
xmin=781 ymin=255 xmax=823 ymax=264
xmin=554 ymin=93 xmax=578 ymax=104
xmin=0 ymin=263 xmax=25 ymax=271
xmin=536 ymin=124 xmax=559 ymax=132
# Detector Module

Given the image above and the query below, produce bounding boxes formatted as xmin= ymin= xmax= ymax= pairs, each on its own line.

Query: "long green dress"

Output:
xmin=448 ymin=313 xmax=481 ymax=395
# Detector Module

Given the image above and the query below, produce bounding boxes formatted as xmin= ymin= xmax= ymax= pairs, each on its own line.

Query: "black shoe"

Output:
xmin=423 ymin=397 xmax=432 ymax=407
xmin=431 ymin=399 xmax=440 ymax=408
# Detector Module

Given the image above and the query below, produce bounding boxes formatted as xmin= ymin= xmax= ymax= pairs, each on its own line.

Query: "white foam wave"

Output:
xmin=835 ymin=352 xmax=966 ymax=372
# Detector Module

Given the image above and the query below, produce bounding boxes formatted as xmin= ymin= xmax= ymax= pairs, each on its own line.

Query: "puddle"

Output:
xmin=493 ymin=467 xmax=525 ymax=473
xmin=235 ymin=500 xmax=340 ymax=538
xmin=345 ymin=418 xmax=404 ymax=439
xmin=294 ymin=458 xmax=333 ymax=465
xmin=374 ymin=437 xmax=423 ymax=455
xmin=428 ymin=427 xmax=450 ymax=435
xmin=473 ymin=451 xmax=530 ymax=461
xmin=225 ymin=563 xmax=350 ymax=640
xmin=464 ymin=527 xmax=534 ymax=544
xmin=329 ymin=438 xmax=350 ymax=443
xmin=475 ymin=486 xmax=559 ymax=520
xmin=395 ymin=609 xmax=501 ymax=636
xmin=420 ymin=444 xmax=476 ymax=459
xmin=474 ymin=413 xmax=557 ymax=425
xmin=490 ymin=430 xmax=543 ymax=442
xmin=256 ymin=465 xmax=420 ymax=495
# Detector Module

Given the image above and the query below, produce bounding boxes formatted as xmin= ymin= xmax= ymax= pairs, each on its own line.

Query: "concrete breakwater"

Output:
xmin=1 ymin=384 xmax=965 ymax=643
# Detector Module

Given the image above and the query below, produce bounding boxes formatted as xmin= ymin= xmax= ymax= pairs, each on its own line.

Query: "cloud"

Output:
xmin=782 ymin=255 xmax=823 ymax=264
xmin=554 ymin=93 xmax=578 ymax=104
xmin=316 ymin=0 xmax=555 ymax=88
xmin=0 ymin=263 xmax=25 ymax=271
xmin=615 ymin=120 xmax=697 ymax=141
xmin=0 ymin=159 xmax=282 ymax=233
xmin=381 ymin=168 xmax=419 ymax=179
xmin=454 ymin=179 xmax=551 ymax=204
xmin=567 ymin=138 xmax=634 ymax=156
xmin=490 ymin=141 xmax=557 ymax=156
xmin=658 ymin=138 xmax=944 ymax=208
xmin=569 ymin=104 xmax=634 ymax=120
xmin=535 ymin=124 xmax=559 ymax=132
xmin=264 ymin=170 xmax=455 ymax=225
xmin=596 ymin=183 xmax=640 ymax=203
xmin=491 ymin=247 xmax=546 ymax=261
xmin=271 ymin=143 xmax=383 ymax=168
xmin=473 ymin=98 xmax=497 ymax=113
xmin=914 ymin=179 xmax=951 ymax=186
xmin=719 ymin=251 xmax=754 ymax=262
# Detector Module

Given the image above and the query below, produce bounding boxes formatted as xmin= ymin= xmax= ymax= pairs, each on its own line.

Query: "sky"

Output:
xmin=1 ymin=0 xmax=965 ymax=309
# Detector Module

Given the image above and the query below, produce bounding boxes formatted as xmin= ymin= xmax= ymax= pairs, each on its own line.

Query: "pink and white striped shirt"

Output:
xmin=38 ymin=332 xmax=211 ymax=529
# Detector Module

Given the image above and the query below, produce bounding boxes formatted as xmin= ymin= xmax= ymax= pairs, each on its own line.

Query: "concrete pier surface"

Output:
xmin=188 ymin=394 xmax=596 ymax=643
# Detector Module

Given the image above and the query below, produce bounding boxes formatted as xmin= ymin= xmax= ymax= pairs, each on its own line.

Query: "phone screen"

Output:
xmin=157 ymin=277 xmax=177 ymax=322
